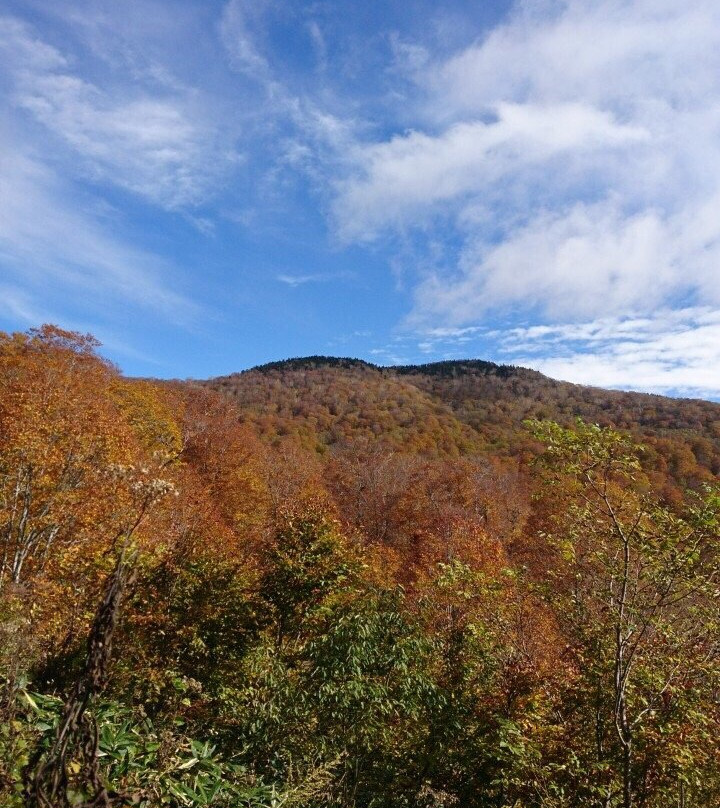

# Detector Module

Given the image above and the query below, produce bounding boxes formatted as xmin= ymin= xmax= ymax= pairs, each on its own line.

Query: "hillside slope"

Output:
xmin=205 ymin=359 xmax=484 ymax=456
xmin=203 ymin=357 xmax=720 ymax=491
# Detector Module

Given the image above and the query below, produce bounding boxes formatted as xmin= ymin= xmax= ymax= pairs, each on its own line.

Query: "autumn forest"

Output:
xmin=1 ymin=325 xmax=719 ymax=808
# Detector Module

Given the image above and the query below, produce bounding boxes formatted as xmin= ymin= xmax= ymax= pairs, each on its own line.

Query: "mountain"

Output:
xmin=202 ymin=356 xmax=720 ymax=492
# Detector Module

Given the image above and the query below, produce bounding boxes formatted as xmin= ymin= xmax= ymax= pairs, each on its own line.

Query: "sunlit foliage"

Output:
xmin=1 ymin=328 xmax=718 ymax=807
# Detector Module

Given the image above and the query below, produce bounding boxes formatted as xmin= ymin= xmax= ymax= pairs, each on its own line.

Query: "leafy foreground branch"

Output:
xmin=7 ymin=688 xmax=323 ymax=807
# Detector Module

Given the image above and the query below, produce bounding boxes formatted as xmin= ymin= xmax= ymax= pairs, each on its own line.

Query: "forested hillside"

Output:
xmin=2 ymin=328 xmax=719 ymax=808
xmin=206 ymin=356 xmax=720 ymax=496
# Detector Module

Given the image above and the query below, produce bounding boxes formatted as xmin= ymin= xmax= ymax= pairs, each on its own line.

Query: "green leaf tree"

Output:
xmin=530 ymin=419 xmax=720 ymax=808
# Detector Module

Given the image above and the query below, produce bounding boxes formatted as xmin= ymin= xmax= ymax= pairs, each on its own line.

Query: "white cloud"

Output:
xmin=427 ymin=0 xmax=720 ymax=122
xmin=219 ymin=0 xmax=272 ymax=78
xmin=307 ymin=20 xmax=328 ymax=73
xmin=412 ymin=197 xmax=720 ymax=323
xmin=500 ymin=308 xmax=720 ymax=397
xmin=0 ymin=284 xmax=50 ymax=325
xmin=218 ymin=0 xmax=360 ymax=198
xmin=335 ymin=102 xmax=647 ymax=240
xmin=277 ymin=270 xmax=353 ymax=287
xmin=1 ymin=15 xmax=230 ymax=210
xmin=368 ymin=347 xmax=408 ymax=365
xmin=397 ymin=308 xmax=720 ymax=396
xmin=0 ymin=12 xmax=216 ymax=336
xmin=332 ymin=0 xmax=720 ymax=330
xmin=424 ymin=326 xmax=483 ymax=338
xmin=0 ymin=16 xmax=67 ymax=71
xmin=277 ymin=273 xmax=327 ymax=286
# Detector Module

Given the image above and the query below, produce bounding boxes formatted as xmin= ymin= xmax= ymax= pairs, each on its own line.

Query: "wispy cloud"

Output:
xmin=368 ymin=347 xmax=409 ymax=365
xmin=423 ymin=326 xmax=483 ymax=339
xmin=1 ymin=15 xmax=232 ymax=210
xmin=0 ymin=284 xmax=52 ymax=325
xmin=392 ymin=307 xmax=720 ymax=397
xmin=0 ymin=136 xmax=195 ymax=318
xmin=276 ymin=270 xmax=353 ymax=287
xmin=411 ymin=197 xmax=720 ymax=323
xmin=0 ymin=11 xmax=213 ymax=347
xmin=219 ymin=0 xmax=273 ymax=79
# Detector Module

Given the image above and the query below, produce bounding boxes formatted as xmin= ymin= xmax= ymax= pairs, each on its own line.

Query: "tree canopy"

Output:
xmin=1 ymin=326 xmax=718 ymax=807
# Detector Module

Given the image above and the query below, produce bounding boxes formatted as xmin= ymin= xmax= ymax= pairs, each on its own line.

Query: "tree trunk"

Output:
xmin=24 ymin=545 xmax=136 ymax=807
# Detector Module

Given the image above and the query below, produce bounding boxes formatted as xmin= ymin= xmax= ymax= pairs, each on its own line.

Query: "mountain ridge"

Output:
xmin=208 ymin=355 xmax=715 ymax=404
xmin=214 ymin=356 xmax=544 ymax=383
xmin=199 ymin=355 xmax=720 ymax=492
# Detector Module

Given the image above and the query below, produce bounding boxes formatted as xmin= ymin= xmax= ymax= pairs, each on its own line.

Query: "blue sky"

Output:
xmin=2 ymin=0 xmax=720 ymax=397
